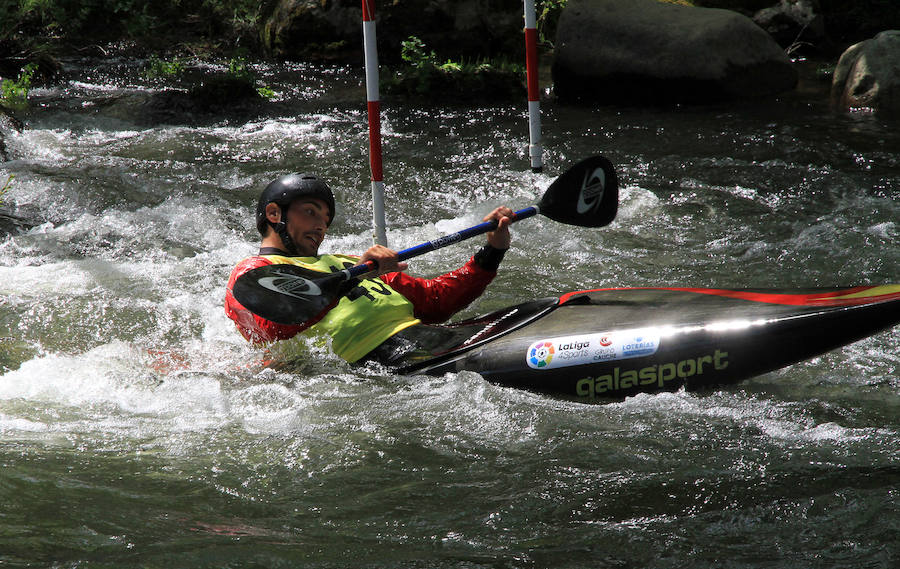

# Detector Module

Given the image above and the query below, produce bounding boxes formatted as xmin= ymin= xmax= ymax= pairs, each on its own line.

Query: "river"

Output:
xmin=1 ymin=57 xmax=898 ymax=567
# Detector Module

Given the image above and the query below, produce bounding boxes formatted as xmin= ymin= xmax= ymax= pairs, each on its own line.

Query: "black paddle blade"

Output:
xmin=537 ymin=155 xmax=618 ymax=227
xmin=232 ymin=264 xmax=347 ymax=325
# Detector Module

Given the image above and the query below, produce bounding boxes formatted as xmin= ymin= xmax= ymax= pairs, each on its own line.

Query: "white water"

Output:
xmin=1 ymin=59 xmax=898 ymax=567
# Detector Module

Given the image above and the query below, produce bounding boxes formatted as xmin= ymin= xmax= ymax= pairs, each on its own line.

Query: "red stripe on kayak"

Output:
xmin=558 ymin=286 xmax=900 ymax=307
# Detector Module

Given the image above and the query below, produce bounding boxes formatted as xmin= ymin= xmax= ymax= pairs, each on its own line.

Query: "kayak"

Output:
xmin=396 ymin=285 xmax=900 ymax=401
xmin=230 ymin=157 xmax=897 ymax=402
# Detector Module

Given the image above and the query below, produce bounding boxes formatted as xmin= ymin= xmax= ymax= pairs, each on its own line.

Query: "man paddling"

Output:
xmin=225 ymin=173 xmax=513 ymax=364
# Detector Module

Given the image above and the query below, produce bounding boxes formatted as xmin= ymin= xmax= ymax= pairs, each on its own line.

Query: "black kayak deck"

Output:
xmin=398 ymin=285 xmax=900 ymax=400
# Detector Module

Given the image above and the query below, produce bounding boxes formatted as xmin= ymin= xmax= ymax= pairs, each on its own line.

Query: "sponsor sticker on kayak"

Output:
xmin=526 ymin=330 xmax=661 ymax=370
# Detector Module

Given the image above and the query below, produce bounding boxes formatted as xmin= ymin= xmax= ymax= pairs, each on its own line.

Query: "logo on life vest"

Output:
xmin=576 ymin=167 xmax=606 ymax=214
xmin=257 ymin=269 xmax=322 ymax=301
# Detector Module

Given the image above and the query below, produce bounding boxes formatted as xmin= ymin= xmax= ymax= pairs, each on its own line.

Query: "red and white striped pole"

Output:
xmin=523 ymin=0 xmax=543 ymax=173
xmin=362 ymin=0 xmax=388 ymax=246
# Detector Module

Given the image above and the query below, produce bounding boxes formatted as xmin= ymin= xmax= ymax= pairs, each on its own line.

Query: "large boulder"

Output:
xmin=831 ymin=30 xmax=900 ymax=115
xmin=552 ymin=0 xmax=799 ymax=104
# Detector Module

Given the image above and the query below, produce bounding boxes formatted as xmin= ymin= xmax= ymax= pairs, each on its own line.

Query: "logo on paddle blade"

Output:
xmin=257 ymin=269 xmax=322 ymax=302
xmin=576 ymin=167 xmax=606 ymax=214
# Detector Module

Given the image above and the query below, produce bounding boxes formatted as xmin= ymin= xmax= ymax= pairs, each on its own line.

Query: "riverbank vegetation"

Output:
xmin=4 ymin=1 xmax=897 ymax=61
xmin=1 ymin=0 xmax=899 ymax=104
xmin=0 ymin=0 xmax=264 ymax=84
xmin=0 ymin=64 xmax=36 ymax=110
xmin=1 ymin=0 xmax=264 ymax=52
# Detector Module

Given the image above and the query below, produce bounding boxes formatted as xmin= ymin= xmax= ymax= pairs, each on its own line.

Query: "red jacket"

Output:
xmin=225 ymin=254 xmax=497 ymax=345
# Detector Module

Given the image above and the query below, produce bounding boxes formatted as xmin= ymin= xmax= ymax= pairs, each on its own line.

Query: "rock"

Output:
xmin=0 ymin=107 xmax=24 ymax=162
xmin=552 ymin=0 xmax=798 ymax=104
xmin=753 ymin=0 xmax=827 ymax=54
xmin=261 ymin=0 xmax=360 ymax=60
xmin=190 ymin=74 xmax=264 ymax=109
xmin=0 ymin=113 xmax=41 ymax=234
xmin=831 ymin=30 xmax=900 ymax=115
xmin=0 ymin=210 xmax=40 ymax=235
xmin=139 ymin=73 xmax=266 ymax=125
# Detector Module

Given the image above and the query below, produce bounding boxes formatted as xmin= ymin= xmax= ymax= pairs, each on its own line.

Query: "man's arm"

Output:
xmin=372 ymin=206 xmax=514 ymax=323
xmin=379 ymin=252 xmax=502 ymax=323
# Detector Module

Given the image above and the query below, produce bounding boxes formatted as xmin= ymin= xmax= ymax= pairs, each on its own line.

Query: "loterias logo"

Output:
xmin=528 ymin=341 xmax=555 ymax=368
xmin=257 ymin=269 xmax=322 ymax=302
xmin=622 ymin=335 xmax=656 ymax=357
xmin=576 ymin=166 xmax=606 ymax=214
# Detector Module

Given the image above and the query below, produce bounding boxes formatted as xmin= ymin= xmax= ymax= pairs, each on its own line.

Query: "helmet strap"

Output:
xmin=270 ymin=203 xmax=299 ymax=256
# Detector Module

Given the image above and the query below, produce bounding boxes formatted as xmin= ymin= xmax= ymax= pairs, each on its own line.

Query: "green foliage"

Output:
xmin=0 ymin=1 xmax=18 ymax=39
xmin=227 ymin=56 xmax=253 ymax=81
xmin=385 ymin=36 xmax=525 ymax=102
xmin=401 ymin=36 xmax=437 ymax=68
xmin=226 ymin=55 xmax=274 ymax=99
xmin=15 ymin=0 xmax=151 ymax=38
xmin=1 ymin=64 xmax=37 ymax=110
xmin=199 ymin=0 xmax=263 ymax=33
xmin=2 ymin=1 xmax=264 ymax=48
xmin=536 ymin=0 xmax=568 ymax=46
xmin=141 ymin=51 xmax=273 ymax=104
xmin=145 ymin=56 xmax=186 ymax=79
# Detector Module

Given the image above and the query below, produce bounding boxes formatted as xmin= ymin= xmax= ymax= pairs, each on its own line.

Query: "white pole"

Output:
xmin=523 ymin=0 xmax=543 ymax=173
xmin=363 ymin=0 xmax=388 ymax=246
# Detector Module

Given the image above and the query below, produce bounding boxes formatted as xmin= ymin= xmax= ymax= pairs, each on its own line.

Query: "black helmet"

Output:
xmin=255 ymin=173 xmax=336 ymax=234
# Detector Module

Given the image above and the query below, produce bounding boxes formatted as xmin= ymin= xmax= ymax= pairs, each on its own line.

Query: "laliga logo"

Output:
xmin=528 ymin=341 xmax=555 ymax=369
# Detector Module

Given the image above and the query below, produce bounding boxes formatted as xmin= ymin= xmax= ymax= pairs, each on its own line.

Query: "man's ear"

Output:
xmin=265 ymin=202 xmax=281 ymax=224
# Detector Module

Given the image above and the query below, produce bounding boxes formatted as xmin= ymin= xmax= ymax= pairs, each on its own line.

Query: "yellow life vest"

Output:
xmin=260 ymin=254 xmax=421 ymax=362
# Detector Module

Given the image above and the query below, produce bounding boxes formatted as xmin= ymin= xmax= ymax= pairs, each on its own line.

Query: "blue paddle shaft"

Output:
xmin=345 ymin=205 xmax=538 ymax=279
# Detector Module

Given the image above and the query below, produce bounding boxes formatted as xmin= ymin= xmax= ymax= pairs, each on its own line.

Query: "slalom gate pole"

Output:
xmin=362 ymin=0 xmax=388 ymax=246
xmin=523 ymin=0 xmax=543 ymax=173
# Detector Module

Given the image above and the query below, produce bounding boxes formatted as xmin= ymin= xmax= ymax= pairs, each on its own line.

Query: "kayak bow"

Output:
xmin=399 ymin=285 xmax=900 ymax=401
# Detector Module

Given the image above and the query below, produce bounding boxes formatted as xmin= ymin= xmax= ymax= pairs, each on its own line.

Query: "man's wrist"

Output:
xmin=473 ymin=244 xmax=507 ymax=271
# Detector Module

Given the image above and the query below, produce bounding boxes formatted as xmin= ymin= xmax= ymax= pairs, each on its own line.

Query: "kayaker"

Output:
xmin=225 ymin=172 xmax=513 ymax=364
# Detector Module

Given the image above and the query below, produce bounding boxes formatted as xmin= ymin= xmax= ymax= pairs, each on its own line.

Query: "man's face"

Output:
xmin=283 ymin=198 xmax=330 ymax=256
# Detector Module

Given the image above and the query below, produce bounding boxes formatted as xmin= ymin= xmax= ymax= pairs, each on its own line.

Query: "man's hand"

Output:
xmin=360 ymin=244 xmax=409 ymax=275
xmin=484 ymin=206 xmax=514 ymax=250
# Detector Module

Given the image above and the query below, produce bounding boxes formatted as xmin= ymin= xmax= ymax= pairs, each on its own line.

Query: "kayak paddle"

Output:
xmin=232 ymin=155 xmax=618 ymax=326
